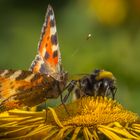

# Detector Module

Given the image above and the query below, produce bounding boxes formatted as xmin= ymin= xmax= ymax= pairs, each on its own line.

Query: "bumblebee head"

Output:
xmin=92 ymin=69 xmax=116 ymax=99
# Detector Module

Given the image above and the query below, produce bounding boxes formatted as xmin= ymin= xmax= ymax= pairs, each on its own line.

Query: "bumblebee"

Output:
xmin=63 ymin=69 xmax=117 ymax=102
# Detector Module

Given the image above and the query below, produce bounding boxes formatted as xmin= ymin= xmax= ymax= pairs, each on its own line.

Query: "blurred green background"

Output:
xmin=0 ymin=0 xmax=140 ymax=114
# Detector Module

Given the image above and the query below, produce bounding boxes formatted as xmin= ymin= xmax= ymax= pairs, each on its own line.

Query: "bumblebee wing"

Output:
xmin=69 ymin=73 xmax=89 ymax=81
xmin=29 ymin=5 xmax=61 ymax=77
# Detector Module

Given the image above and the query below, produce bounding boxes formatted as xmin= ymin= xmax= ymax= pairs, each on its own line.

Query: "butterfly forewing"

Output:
xmin=30 ymin=5 xmax=61 ymax=79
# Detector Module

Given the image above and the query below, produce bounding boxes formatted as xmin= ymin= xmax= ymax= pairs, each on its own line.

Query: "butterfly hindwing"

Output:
xmin=30 ymin=5 xmax=61 ymax=77
xmin=0 ymin=69 xmax=60 ymax=112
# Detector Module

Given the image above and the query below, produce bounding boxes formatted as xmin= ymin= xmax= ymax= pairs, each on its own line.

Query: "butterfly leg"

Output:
xmin=60 ymin=92 xmax=70 ymax=115
xmin=59 ymin=80 xmax=77 ymax=116
xmin=62 ymin=80 xmax=77 ymax=103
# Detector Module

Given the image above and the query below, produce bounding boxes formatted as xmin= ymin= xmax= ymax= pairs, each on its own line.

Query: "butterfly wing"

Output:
xmin=0 ymin=70 xmax=60 ymax=112
xmin=30 ymin=5 xmax=61 ymax=79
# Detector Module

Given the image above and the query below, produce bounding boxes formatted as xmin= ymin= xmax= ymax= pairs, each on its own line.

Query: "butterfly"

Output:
xmin=0 ymin=5 xmax=117 ymax=113
xmin=0 ymin=5 xmax=68 ymax=112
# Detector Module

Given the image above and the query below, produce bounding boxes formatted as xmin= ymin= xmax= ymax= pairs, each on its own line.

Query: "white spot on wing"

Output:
xmin=50 ymin=26 xmax=56 ymax=35
xmin=24 ymin=73 xmax=35 ymax=82
xmin=1 ymin=70 xmax=9 ymax=77
xmin=50 ymin=15 xmax=54 ymax=21
xmin=9 ymin=70 xmax=22 ymax=80
xmin=52 ymin=44 xmax=58 ymax=52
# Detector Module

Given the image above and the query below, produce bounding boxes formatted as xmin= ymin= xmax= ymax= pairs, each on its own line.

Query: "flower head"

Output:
xmin=0 ymin=96 xmax=140 ymax=139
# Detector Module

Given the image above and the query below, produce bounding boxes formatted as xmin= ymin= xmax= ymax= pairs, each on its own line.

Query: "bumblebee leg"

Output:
xmin=104 ymin=86 xmax=109 ymax=97
xmin=112 ymin=87 xmax=117 ymax=100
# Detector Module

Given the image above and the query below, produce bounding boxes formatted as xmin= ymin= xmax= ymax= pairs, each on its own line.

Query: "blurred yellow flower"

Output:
xmin=89 ymin=0 xmax=127 ymax=26
xmin=0 ymin=96 xmax=140 ymax=139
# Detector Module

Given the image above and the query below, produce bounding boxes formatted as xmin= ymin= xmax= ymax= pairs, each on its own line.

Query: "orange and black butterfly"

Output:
xmin=0 ymin=5 xmax=117 ymax=112
xmin=0 ymin=5 xmax=68 ymax=112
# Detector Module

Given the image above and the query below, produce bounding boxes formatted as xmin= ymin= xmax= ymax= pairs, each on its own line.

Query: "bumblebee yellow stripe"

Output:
xmin=95 ymin=70 xmax=115 ymax=81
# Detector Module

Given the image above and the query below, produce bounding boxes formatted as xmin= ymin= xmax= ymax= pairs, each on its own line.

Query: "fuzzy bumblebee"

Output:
xmin=64 ymin=69 xmax=116 ymax=101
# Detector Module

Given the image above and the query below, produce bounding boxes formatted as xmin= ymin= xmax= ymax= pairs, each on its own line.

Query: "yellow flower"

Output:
xmin=89 ymin=0 xmax=127 ymax=26
xmin=0 ymin=96 xmax=140 ymax=139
